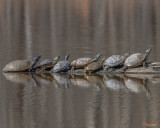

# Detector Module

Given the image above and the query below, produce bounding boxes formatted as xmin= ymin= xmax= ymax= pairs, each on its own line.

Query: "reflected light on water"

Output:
xmin=1 ymin=72 xmax=160 ymax=127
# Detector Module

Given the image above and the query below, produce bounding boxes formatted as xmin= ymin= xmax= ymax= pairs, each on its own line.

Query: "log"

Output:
xmin=66 ymin=62 xmax=160 ymax=75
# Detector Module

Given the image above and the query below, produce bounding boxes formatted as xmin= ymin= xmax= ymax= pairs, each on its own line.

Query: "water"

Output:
xmin=0 ymin=0 xmax=160 ymax=127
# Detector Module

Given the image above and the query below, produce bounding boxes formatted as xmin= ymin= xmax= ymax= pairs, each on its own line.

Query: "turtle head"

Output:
xmin=65 ymin=54 xmax=70 ymax=61
xmin=145 ymin=48 xmax=152 ymax=54
xmin=124 ymin=52 xmax=130 ymax=59
xmin=54 ymin=56 xmax=60 ymax=62
xmin=29 ymin=55 xmax=41 ymax=72
xmin=93 ymin=53 xmax=101 ymax=62
xmin=144 ymin=48 xmax=152 ymax=59
xmin=34 ymin=55 xmax=41 ymax=63
xmin=101 ymin=57 xmax=106 ymax=64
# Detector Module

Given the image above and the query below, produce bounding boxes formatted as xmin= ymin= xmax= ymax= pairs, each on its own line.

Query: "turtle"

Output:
xmin=121 ymin=48 xmax=152 ymax=72
xmin=71 ymin=53 xmax=101 ymax=72
xmin=34 ymin=56 xmax=60 ymax=72
xmin=3 ymin=55 xmax=41 ymax=72
xmin=52 ymin=54 xmax=70 ymax=73
xmin=103 ymin=52 xmax=130 ymax=71
xmin=84 ymin=57 xmax=106 ymax=73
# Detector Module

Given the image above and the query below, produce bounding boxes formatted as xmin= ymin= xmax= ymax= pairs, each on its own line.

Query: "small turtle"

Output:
xmin=3 ymin=56 xmax=41 ymax=72
xmin=122 ymin=48 xmax=151 ymax=72
xmin=103 ymin=52 xmax=130 ymax=71
xmin=52 ymin=54 xmax=70 ymax=72
xmin=71 ymin=53 xmax=101 ymax=72
xmin=84 ymin=57 xmax=106 ymax=73
xmin=34 ymin=56 xmax=60 ymax=71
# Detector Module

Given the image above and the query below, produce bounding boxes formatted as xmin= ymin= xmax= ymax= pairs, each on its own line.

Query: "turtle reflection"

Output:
xmin=3 ymin=72 xmax=150 ymax=95
xmin=124 ymin=76 xmax=149 ymax=95
xmin=70 ymin=75 xmax=90 ymax=87
xmin=103 ymin=75 xmax=126 ymax=91
xmin=71 ymin=74 xmax=103 ymax=88
xmin=3 ymin=73 xmax=33 ymax=84
xmin=52 ymin=73 xmax=70 ymax=87
xmin=3 ymin=73 xmax=38 ymax=86
xmin=3 ymin=72 xmax=54 ymax=87
xmin=32 ymin=73 xmax=54 ymax=86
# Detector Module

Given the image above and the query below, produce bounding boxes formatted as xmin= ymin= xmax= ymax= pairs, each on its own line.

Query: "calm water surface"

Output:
xmin=0 ymin=0 xmax=160 ymax=127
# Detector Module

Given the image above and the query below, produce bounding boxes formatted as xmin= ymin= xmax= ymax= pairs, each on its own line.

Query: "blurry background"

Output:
xmin=0 ymin=0 xmax=160 ymax=65
xmin=0 ymin=0 xmax=160 ymax=128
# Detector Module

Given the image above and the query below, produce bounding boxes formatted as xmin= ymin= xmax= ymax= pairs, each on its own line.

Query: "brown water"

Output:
xmin=0 ymin=0 xmax=160 ymax=127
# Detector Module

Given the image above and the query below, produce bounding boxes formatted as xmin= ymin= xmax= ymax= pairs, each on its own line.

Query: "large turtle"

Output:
xmin=122 ymin=48 xmax=151 ymax=72
xmin=34 ymin=56 xmax=60 ymax=71
xmin=84 ymin=57 xmax=106 ymax=73
xmin=103 ymin=52 xmax=130 ymax=71
xmin=3 ymin=55 xmax=41 ymax=72
xmin=52 ymin=54 xmax=70 ymax=73
xmin=71 ymin=53 xmax=101 ymax=72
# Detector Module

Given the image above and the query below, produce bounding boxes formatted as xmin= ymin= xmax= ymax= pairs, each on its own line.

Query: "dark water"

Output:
xmin=0 ymin=0 xmax=160 ymax=127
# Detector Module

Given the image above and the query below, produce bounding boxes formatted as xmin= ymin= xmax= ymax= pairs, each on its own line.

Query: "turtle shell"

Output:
xmin=103 ymin=55 xmax=124 ymax=67
xmin=53 ymin=61 xmax=70 ymax=72
xmin=124 ymin=53 xmax=145 ymax=67
xmin=35 ymin=59 xmax=54 ymax=70
xmin=84 ymin=62 xmax=102 ymax=72
xmin=37 ymin=59 xmax=54 ymax=66
xmin=71 ymin=57 xmax=92 ymax=68
xmin=3 ymin=60 xmax=33 ymax=72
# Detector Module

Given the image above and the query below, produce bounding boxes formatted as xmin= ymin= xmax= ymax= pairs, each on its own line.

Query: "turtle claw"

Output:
xmin=143 ymin=62 xmax=148 ymax=69
xmin=121 ymin=70 xmax=125 ymax=74
xmin=108 ymin=68 xmax=114 ymax=72
xmin=103 ymin=66 xmax=109 ymax=71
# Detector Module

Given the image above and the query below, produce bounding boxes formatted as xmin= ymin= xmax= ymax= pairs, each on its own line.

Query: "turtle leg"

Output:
xmin=104 ymin=66 xmax=109 ymax=71
xmin=71 ymin=66 xmax=75 ymax=73
xmin=108 ymin=68 xmax=114 ymax=72
xmin=71 ymin=66 xmax=75 ymax=77
xmin=143 ymin=62 xmax=148 ymax=68
xmin=39 ymin=67 xmax=46 ymax=73
xmin=121 ymin=66 xmax=128 ymax=73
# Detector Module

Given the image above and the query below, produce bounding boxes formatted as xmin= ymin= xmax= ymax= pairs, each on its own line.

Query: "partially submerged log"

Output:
xmin=67 ymin=62 xmax=160 ymax=75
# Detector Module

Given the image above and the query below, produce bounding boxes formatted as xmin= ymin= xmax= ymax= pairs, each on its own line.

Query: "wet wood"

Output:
xmin=67 ymin=62 xmax=160 ymax=75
